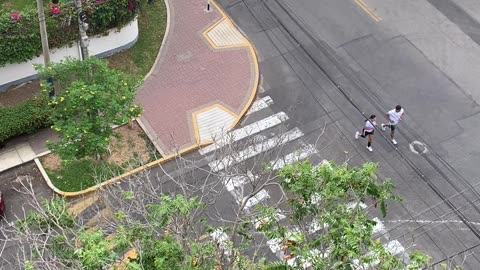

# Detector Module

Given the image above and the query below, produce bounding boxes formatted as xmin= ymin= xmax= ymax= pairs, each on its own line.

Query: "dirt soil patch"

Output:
xmin=40 ymin=121 xmax=159 ymax=192
xmin=107 ymin=121 xmax=150 ymax=168
xmin=0 ymin=80 xmax=41 ymax=107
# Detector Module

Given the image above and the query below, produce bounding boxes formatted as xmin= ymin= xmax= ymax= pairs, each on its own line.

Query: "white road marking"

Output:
xmin=211 ymin=229 xmax=231 ymax=255
xmin=346 ymin=202 xmax=368 ymax=210
xmin=372 ymin=217 xmax=385 ymax=234
xmin=209 ymin=127 xmax=304 ymax=172
xmin=387 ymin=219 xmax=480 ymax=227
xmin=385 ymin=240 xmax=405 ymax=256
xmin=267 ymin=238 xmax=282 ymax=253
xmin=270 ymin=144 xmax=318 ymax=171
xmin=200 ymin=112 xmax=288 ymax=155
xmin=223 ymin=172 xmax=258 ymax=203
xmin=244 ymin=189 xmax=270 ymax=209
xmin=246 ymin=96 xmax=273 ymax=115
xmin=409 ymin=140 xmax=428 ymax=154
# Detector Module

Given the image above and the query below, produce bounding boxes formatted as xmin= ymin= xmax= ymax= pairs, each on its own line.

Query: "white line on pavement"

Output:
xmin=208 ymin=127 xmax=304 ymax=172
xmin=244 ymin=189 xmax=270 ymax=209
xmin=270 ymin=143 xmax=318 ymax=171
xmin=372 ymin=217 xmax=385 ymax=234
xmin=200 ymin=112 xmax=288 ymax=155
xmin=246 ymin=96 xmax=273 ymax=115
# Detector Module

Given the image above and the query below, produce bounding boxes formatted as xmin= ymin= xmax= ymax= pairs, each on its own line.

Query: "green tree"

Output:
xmin=6 ymin=159 xmax=440 ymax=270
xmin=36 ymin=57 xmax=142 ymax=161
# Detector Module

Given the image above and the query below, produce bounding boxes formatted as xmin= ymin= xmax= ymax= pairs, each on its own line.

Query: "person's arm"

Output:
xmin=386 ymin=112 xmax=391 ymax=122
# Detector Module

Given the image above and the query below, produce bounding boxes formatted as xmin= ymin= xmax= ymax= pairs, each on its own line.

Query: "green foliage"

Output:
xmin=0 ymin=0 xmax=139 ymax=66
xmin=74 ymin=229 xmax=117 ymax=270
xmin=18 ymin=197 xmax=74 ymax=232
xmin=0 ymin=93 xmax=50 ymax=144
xmin=36 ymin=57 xmax=142 ymax=160
xmin=147 ymin=195 xmax=204 ymax=227
xmin=46 ymin=158 xmax=122 ymax=192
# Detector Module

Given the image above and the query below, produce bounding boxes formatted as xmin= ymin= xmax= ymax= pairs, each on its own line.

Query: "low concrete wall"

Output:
xmin=0 ymin=18 xmax=138 ymax=92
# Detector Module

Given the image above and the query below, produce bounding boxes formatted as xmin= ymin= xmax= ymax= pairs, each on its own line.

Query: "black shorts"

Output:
xmin=362 ymin=129 xmax=374 ymax=136
xmin=390 ymin=124 xmax=396 ymax=131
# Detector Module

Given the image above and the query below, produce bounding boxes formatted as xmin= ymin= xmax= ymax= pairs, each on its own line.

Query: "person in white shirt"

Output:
xmin=381 ymin=105 xmax=404 ymax=145
xmin=355 ymin=115 xmax=377 ymax=152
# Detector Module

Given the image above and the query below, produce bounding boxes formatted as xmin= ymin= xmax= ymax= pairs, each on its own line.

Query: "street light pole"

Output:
xmin=36 ymin=0 xmax=50 ymax=65
xmin=74 ymin=0 xmax=89 ymax=59
xmin=36 ymin=0 xmax=55 ymax=97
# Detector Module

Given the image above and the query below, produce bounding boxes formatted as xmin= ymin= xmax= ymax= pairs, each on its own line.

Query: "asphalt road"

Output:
xmin=212 ymin=0 xmax=480 ymax=267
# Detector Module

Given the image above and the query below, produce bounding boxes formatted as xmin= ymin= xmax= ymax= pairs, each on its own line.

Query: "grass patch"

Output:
xmin=107 ymin=0 xmax=167 ymax=76
xmin=47 ymin=159 xmax=122 ymax=192
xmin=0 ymin=0 xmax=32 ymax=11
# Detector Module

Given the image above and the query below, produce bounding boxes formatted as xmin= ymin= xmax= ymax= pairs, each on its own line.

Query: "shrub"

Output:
xmin=0 ymin=0 xmax=140 ymax=67
xmin=0 ymin=95 xmax=50 ymax=145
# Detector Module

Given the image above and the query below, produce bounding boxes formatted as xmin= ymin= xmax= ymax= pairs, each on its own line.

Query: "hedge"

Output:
xmin=0 ymin=0 xmax=139 ymax=67
xmin=0 ymin=95 xmax=51 ymax=145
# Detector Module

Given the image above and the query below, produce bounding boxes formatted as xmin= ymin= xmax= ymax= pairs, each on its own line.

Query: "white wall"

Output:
xmin=0 ymin=18 xmax=138 ymax=91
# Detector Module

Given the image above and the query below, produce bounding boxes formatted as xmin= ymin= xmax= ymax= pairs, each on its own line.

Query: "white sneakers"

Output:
xmin=355 ymin=131 xmax=360 ymax=139
xmin=392 ymin=139 xmax=397 ymax=145
xmin=366 ymin=146 xmax=373 ymax=152
xmin=381 ymin=123 xmax=386 ymax=131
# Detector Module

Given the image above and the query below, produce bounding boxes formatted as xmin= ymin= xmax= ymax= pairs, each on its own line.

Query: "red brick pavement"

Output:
xmin=136 ymin=0 xmax=256 ymax=155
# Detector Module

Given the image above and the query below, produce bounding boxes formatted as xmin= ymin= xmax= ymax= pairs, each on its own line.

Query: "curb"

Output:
xmin=37 ymin=142 xmax=210 ymax=197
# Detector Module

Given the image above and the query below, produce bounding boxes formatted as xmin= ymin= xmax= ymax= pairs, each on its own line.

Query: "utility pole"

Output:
xmin=36 ymin=0 xmax=50 ymax=65
xmin=36 ymin=0 xmax=55 ymax=97
xmin=74 ymin=0 xmax=89 ymax=60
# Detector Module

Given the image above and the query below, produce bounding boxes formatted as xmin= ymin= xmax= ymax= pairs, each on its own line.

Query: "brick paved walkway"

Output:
xmin=136 ymin=0 xmax=257 ymax=155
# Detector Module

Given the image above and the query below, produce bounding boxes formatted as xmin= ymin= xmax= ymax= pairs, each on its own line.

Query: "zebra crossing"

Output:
xmin=201 ymin=96 xmax=408 ymax=267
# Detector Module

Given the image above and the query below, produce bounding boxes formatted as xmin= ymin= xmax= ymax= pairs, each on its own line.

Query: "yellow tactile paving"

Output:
xmin=204 ymin=18 xmax=248 ymax=48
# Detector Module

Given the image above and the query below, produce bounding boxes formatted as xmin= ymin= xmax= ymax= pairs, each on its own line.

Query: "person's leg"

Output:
xmin=390 ymin=125 xmax=396 ymax=139
xmin=366 ymin=134 xmax=373 ymax=151
xmin=361 ymin=128 xmax=366 ymax=138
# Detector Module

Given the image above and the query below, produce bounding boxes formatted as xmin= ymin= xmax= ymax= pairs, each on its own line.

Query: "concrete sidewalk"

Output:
xmin=136 ymin=0 xmax=258 ymax=155
xmin=0 ymin=128 xmax=57 ymax=172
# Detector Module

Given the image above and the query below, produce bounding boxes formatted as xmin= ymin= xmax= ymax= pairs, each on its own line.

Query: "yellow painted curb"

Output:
xmin=38 ymin=142 xmax=210 ymax=197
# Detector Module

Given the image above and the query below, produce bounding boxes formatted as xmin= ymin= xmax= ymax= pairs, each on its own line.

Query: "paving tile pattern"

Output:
xmin=136 ymin=0 xmax=255 ymax=154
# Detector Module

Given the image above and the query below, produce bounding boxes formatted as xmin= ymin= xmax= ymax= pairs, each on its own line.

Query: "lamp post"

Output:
xmin=36 ymin=0 xmax=55 ymax=97
xmin=74 ymin=0 xmax=89 ymax=60
xmin=36 ymin=0 xmax=50 ymax=66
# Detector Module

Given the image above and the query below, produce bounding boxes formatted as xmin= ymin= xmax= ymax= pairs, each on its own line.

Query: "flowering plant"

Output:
xmin=51 ymin=5 xmax=61 ymax=15
xmin=10 ymin=12 xmax=22 ymax=22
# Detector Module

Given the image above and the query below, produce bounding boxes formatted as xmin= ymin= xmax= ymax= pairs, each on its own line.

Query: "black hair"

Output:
xmin=395 ymin=105 xmax=402 ymax=111
xmin=365 ymin=114 xmax=376 ymax=122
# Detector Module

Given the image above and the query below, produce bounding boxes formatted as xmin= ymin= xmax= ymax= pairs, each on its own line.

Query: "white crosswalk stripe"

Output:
xmin=246 ymin=96 xmax=273 ymax=115
xmin=209 ymin=127 xmax=304 ymax=172
xmin=270 ymin=143 xmax=318 ymax=171
xmin=200 ymin=112 xmax=288 ymax=155
xmin=244 ymin=189 xmax=270 ymax=209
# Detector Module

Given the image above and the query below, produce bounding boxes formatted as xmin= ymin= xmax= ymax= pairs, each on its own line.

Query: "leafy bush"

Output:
xmin=0 ymin=0 xmax=140 ymax=67
xmin=0 ymin=94 xmax=50 ymax=145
